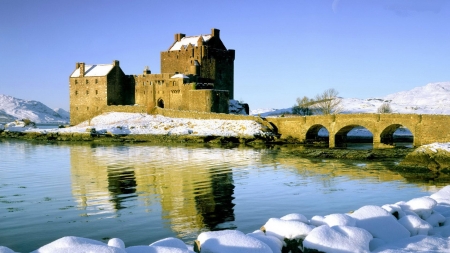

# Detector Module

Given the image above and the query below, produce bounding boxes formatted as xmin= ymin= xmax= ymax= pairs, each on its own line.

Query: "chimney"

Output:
xmin=79 ymin=62 xmax=85 ymax=77
xmin=197 ymin=36 xmax=204 ymax=46
xmin=113 ymin=60 xmax=119 ymax=66
xmin=175 ymin=33 xmax=186 ymax=42
xmin=143 ymin=66 xmax=151 ymax=75
xmin=211 ymin=28 xmax=220 ymax=38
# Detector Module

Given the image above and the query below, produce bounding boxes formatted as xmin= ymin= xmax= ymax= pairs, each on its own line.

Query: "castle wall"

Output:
xmin=103 ymin=105 xmax=147 ymax=114
xmin=133 ymin=73 xmax=197 ymax=111
xmin=69 ymin=76 xmax=108 ymax=125
xmin=107 ymin=64 xmax=129 ymax=105
xmin=151 ymin=107 xmax=257 ymax=121
xmin=188 ymin=90 xmax=229 ymax=114
xmin=161 ymin=45 xmax=202 ymax=76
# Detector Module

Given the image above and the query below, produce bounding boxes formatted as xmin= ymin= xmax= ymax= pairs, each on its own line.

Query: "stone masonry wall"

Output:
xmin=70 ymin=76 xmax=108 ymax=125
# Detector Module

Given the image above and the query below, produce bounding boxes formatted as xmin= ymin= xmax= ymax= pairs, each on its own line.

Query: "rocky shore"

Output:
xmin=286 ymin=147 xmax=412 ymax=160
xmin=0 ymin=130 xmax=272 ymax=145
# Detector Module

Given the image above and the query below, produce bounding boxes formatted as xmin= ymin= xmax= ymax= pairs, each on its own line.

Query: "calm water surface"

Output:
xmin=0 ymin=139 xmax=448 ymax=252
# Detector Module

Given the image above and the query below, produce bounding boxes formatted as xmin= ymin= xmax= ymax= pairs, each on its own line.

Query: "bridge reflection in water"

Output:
xmin=69 ymin=144 xmax=239 ymax=237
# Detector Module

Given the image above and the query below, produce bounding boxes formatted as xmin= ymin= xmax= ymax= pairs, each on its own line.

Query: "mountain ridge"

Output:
xmin=0 ymin=94 xmax=69 ymax=123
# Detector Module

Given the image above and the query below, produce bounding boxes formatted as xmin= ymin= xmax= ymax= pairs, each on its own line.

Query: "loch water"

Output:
xmin=0 ymin=139 xmax=448 ymax=252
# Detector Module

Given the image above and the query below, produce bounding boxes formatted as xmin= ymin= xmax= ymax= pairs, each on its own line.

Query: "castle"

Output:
xmin=69 ymin=28 xmax=235 ymax=125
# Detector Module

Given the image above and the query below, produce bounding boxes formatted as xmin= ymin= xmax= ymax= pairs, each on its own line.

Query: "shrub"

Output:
xmin=377 ymin=103 xmax=393 ymax=113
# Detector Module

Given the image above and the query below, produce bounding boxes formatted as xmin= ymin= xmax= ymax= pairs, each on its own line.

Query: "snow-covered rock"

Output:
xmin=303 ymin=225 xmax=373 ymax=253
xmin=229 ymin=99 xmax=249 ymax=115
xmin=280 ymin=213 xmax=309 ymax=223
xmin=398 ymin=215 xmax=433 ymax=236
xmin=197 ymin=230 xmax=273 ymax=253
xmin=263 ymin=217 xmax=314 ymax=240
xmin=323 ymin=213 xmax=357 ymax=227
xmin=350 ymin=205 xmax=411 ymax=243
xmin=30 ymin=236 xmax=126 ymax=253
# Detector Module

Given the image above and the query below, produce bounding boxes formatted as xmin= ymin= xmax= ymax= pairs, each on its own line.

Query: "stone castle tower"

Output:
xmin=69 ymin=28 xmax=235 ymax=125
xmin=161 ymin=28 xmax=235 ymax=99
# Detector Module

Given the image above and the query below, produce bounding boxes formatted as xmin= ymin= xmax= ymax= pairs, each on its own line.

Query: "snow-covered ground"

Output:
xmin=2 ymin=112 xmax=272 ymax=138
xmin=0 ymin=185 xmax=448 ymax=253
xmin=0 ymin=94 xmax=69 ymax=124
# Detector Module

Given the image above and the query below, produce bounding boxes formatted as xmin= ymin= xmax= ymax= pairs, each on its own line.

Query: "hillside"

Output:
xmin=1 ymin=81 xmax=449 ymax=124
xmin=0 ymin=94 xmax=69 ymax=124
xmin=252 ymin=82 xmax=450 ymax=116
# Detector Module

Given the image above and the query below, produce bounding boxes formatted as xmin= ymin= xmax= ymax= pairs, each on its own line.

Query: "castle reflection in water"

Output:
xmin=69 ymin=144 xmax=251 ymax=236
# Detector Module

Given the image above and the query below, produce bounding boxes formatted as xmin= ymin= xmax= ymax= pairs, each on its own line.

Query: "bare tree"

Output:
xmin=377 ymin=102 xmax=392 ymax=113
xmin=312 ymin=88 xmax=342 ymax=115
xmin=292 ymin=96 xmax=315 ymax=115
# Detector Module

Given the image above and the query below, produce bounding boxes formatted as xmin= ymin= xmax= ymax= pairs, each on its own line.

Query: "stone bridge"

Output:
xmin=266 ymin=114 xmax=450 ymax=149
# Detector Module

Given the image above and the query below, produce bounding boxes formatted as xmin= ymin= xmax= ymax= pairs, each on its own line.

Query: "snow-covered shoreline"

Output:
xmin=1 ymin=185 xmax=449 ymax=253
xmin=0 ymin=112 xmax=275 ymax=143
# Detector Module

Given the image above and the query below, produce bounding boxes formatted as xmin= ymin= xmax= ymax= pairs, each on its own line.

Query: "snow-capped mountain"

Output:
xmin=252 ymin=82 xmax=450 ymax=116
xmin=0 ymin=94 xmax=69 ymax=123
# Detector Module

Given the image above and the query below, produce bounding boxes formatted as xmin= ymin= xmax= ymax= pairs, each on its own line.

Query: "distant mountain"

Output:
xmin=0 ymin=94 xmax=69 ymax=124
xmin=252 ymin=82 xmax=450 ymax=116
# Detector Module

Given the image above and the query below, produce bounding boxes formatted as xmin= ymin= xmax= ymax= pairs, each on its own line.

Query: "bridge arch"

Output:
xmin=305 ymin=124 xmax=329 ymax=144
xmin=380 ymin=124 xmax=413 ymax=147
xmin=334 ymin=125 xmax=373 ymax=148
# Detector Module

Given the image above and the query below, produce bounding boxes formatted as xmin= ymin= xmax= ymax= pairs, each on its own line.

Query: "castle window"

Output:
xmin=95 ymin=90 xmax=98 ymax=95
xmin=86 ymin=79 xmax=89 ymax=84
xmin=144 ymin=91 xmax=146 ymax=94
xmin=87 ymin=107 xmax=89 ymax=110
xmin=75 ymin=80 xmax=78 ymax=84
xmin=75 ymin=90 xmax=78 ymax=95
xmin=95 ymin=79 xmax=98 ymax=84
xmin=86 ymin=90 xmax=89 ymax=95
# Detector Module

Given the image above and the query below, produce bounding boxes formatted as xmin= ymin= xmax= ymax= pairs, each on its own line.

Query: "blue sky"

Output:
xmin=1 ymin=0 xmax=449 ymax=111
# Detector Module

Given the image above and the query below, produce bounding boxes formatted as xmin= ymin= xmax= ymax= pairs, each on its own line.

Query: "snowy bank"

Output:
xmin=0 ymin=112 xmax=275 ymax=143
xmin=1 ymin=185 xmax=449 ymax=253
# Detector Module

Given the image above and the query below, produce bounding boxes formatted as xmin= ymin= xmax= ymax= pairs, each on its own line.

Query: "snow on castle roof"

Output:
xmin=70 ymin=64 xmax=114 ymax=78
xmin=170 ymin=73 xmax=189 ymax=79
xmin=169 ymin=35 xmax=212 ymax=51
